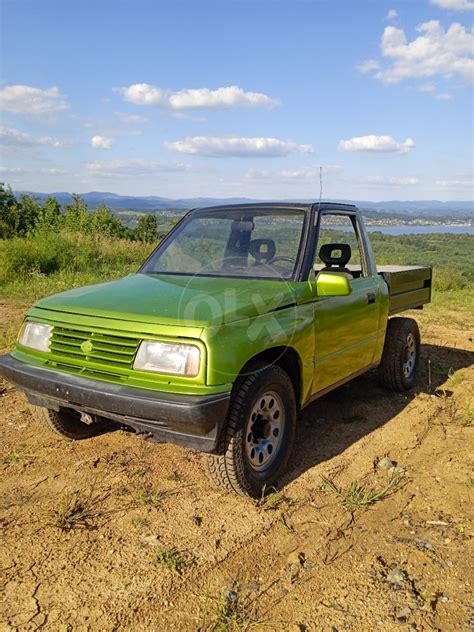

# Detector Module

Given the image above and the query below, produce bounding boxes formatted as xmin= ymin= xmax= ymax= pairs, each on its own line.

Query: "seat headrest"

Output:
xmin=319 ymin=243 xmax=351 ymax=267
xmin=249 ymin=238 xmax=276 ymax=263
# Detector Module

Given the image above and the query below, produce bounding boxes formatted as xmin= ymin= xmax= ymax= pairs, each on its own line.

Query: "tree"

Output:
xmin=90 ymin=204 xmax=126 ymax=238
xmin=135 ymin=214 xmax=158 ymax=242
xmin=38 ymin=196 xmax=62 ymax=231
xmin=16 ymin=194 xmax=41 ymax=235
xmin=63 ymin=194 xmax=90 ymax=232
xmin=0 ymin=183 xmax=18 ymax=238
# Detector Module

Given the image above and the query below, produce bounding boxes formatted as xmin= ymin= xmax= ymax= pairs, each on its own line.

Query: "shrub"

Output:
xmin=432 ymin=267 xmax=469 ymax=292
xmin=0 ymin=230 xmax=154 ymax=288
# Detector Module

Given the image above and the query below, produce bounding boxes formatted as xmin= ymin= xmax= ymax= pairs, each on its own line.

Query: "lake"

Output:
xmin=364 ymin=225 xmax=474 ymax=235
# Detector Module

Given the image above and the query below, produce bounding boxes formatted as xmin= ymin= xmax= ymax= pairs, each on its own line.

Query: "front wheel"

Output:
xmin=378 ymin=317 xmax=420 ymax=392
xmin=28 ymin=405 xmax=112 ymax=440
xmin=206 ymin=363 xmax=296 ymax=497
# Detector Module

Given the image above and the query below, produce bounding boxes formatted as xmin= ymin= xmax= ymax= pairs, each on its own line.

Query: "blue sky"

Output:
xmin=1 ymin=0 xmax=473 ymax=201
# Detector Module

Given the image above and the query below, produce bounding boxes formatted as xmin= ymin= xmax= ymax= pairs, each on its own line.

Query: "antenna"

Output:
xmin=317 ymin=165 xmax=323 ymax=214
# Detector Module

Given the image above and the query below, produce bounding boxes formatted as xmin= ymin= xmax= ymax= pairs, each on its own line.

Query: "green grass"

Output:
xmin=2 ymin=443 xmax=36 ymax=465
xmin=200 ymin=587 xmax=257 ymax=631
xmin=320 ymin=471 xmax=406 ymax=511
xmin=151 ymin=547 xmax=187 ymax=574
xmin=0 ymin=230 xmax=153 ymax=299
xmin=0 ymin=230 xmax=472 ymax=299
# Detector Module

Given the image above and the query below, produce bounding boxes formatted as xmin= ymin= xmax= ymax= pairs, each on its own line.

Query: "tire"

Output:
xmin=378 ymin=317 xmax=420 ymax=392
xmin=206 ymin=363 xmax=296 ymax=497
xmin=28 ymin=404 xmax=111 ymax=440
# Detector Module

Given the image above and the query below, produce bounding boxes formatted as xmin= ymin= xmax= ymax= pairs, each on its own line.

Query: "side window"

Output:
xmin=314 ymin=213 xmax=366 ymax=278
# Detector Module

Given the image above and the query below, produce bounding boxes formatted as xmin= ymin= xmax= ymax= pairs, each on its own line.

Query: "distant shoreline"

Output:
xmin=363 ymin=225 xmax=474 ymax=235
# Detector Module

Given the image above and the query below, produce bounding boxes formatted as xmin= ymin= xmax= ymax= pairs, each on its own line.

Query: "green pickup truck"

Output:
xmin=0 ymin=203 xmax=432 ymax=496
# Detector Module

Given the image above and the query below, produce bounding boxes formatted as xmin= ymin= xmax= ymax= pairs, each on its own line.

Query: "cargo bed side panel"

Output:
xmin=378 ymin=265 xmax=432 ymax=316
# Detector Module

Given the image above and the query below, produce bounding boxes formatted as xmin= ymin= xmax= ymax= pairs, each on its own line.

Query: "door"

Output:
xmin=311 ymin=212 xmax=381 ymax=394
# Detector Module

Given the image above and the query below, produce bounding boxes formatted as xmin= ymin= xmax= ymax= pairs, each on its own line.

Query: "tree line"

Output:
xmin=0 ymin=183 xmax=160 ymax=242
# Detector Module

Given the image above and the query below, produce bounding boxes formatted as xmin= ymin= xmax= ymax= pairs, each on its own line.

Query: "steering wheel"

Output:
xmin=267 ymin=256 xmax=296 ymax=265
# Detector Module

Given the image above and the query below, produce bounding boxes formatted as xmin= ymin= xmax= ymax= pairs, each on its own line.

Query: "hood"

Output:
xmin=35 ymin=273 xmax=299 ymax=327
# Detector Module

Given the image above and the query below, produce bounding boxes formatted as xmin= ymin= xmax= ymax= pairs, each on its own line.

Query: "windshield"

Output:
xmin=141 ymin=209 xmax=306 ymax=279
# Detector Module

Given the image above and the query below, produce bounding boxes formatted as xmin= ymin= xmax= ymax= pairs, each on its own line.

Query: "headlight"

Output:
xmin=133 ymin=341 xmax=200 ymax=377
xmin=18 ymin=322 xmax=52 ymax=352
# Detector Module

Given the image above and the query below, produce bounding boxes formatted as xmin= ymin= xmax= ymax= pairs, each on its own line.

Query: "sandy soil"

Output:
xmin=0 ymin=300 xmax=473 ymax=631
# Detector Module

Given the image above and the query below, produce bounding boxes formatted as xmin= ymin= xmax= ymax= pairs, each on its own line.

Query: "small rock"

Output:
xmin=387 ymin=568 xmax=406 ymax=585
xmin=287 ymin=551 xmax=306 ymax=567
xmin=378 ymin=456 xmax=397 ymax=470
xmin=141 ymin=535 xmax=161 ymax=546
xmin=415 ymin=538 xmax=434 ymax=551
xmin=192 ymin=515 xmax=202 ymax=526
xmin=303 ymin=559 xmax=317 ymax=570
xmin=396 ymin=607 xmax=411 ymax=623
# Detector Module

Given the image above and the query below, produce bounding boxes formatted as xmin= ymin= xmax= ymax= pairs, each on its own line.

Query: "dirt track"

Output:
xmin=1 ymin=303 xmax=473 ymax=631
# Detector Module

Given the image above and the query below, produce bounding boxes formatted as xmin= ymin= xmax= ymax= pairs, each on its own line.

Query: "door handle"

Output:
xmin=367 ymin=292 xmax=376 ymax=305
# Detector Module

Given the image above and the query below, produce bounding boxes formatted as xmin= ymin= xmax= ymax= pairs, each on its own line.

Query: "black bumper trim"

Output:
xmin=0 ymin=354 xmax=230 ymax=452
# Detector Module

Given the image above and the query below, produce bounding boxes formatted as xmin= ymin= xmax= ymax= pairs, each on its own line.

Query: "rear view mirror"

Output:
xmin=315 ymin=271 xmax=352 ymax=297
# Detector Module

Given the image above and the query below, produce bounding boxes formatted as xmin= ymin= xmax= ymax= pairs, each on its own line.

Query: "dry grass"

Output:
xmin=52 ymin=487 xmax=110 ymax=532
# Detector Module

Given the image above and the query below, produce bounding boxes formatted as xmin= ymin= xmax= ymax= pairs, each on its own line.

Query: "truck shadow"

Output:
xmin=283 ymin=342 xmax=473 ymax=486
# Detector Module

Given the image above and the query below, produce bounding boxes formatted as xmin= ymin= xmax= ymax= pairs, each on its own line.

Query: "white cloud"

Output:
xmin=0 ymin=166 xmax=67 ymax=175
xmin=166 ymin=136 xmax=313 ymax=158
xmin=339 ymin=134 xmax=415 ymax=154
xmin=117 ymin=84 xmax=279 ymax=110
xmin=91 ymin=135 xmax=114 ymax=150
xmin=419 ymin=82 xmax=436 ymax=92
xmin=386 ymin=9 xmax=398 ymax=20
xmin=0 ymin=85 xmax=69 ymax=117
xmin=362 ymin=175 xmax=419 ymax=186
xmin=435 ymin=178 xmax=473 ymax=187
xmin=86 ymin=159 xmax=191 ymax=177
xmin=358 ymin=21 xmax=474 ymax=84
xmin=436 ymin=92 xmax=454 ymax=100
xmin=115 ymin=112 xmax=149 ymax=124
xmin=356 ymin=59 xmax=381 ymax=75
xmin=430 ymin=0 xmax=474 ymax=11
xmin=246 ymin=164 xmax=343 ymax=181
xmin=172 ymin=112 xmax=207 ymax=123
xmin=0 ymin=125 xmax=69 ymax=148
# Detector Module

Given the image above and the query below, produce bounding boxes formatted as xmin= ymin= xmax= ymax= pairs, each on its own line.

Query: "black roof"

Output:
xmin=192 ymin=201 xmax=358 ymax=214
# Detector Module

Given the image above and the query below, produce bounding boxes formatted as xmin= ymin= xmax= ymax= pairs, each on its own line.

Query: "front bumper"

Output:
xmin=0 ymin=354 xmax=230 ymax=452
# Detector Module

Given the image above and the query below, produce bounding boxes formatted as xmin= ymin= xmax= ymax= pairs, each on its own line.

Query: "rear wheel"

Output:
xmin=28 ymin=405 xmax=111 ymax=440
xmin=206 ymin=363 xmax=296 ymax=497
xmin=378 ymin=317 xmax=420 ymax=392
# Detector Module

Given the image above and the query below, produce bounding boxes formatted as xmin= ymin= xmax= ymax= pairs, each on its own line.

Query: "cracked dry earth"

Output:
xmin=0 ymin=301 xmax=473 ymax=631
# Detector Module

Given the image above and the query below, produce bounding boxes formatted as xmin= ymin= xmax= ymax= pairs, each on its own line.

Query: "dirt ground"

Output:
xmin=0 ymin=300 xmax=473 ymax=631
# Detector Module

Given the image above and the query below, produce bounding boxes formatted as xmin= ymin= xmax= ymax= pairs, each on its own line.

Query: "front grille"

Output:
xmin=50 ymin=325 xmax=140 ymax=369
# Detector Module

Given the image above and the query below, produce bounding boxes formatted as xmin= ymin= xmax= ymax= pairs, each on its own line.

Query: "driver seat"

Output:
xmin=319 ymin=243 xmax=353 ymax=278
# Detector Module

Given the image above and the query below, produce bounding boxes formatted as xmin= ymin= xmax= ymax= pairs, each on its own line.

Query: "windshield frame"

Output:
xmin=139 ymin=204 xmax=313 ymax=282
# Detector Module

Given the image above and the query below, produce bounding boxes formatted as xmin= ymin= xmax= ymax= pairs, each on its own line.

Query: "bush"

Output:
xmin=0 ymin=233 xmax=77 ymax=283
xmin=432 ymin=267 xmax=469 ymax=292
xmin=0 ymin=230 xmax=155 ymax=289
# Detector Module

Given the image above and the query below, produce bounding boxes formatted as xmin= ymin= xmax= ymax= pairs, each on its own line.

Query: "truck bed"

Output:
xmin=378 ymin=265 xmax=432 ymax=316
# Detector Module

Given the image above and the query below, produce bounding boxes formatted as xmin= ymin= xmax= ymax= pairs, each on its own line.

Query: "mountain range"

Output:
xmin=13 ymin=191 xmax=474 ymax=217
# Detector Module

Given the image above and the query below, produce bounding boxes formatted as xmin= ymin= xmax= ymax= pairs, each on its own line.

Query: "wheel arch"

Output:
xmin=238 ymin=346 xmax=303 ymax=409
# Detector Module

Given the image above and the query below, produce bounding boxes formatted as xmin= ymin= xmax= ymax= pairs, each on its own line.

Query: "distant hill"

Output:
xmin=13 ymin=190 xmax=474 ymax=217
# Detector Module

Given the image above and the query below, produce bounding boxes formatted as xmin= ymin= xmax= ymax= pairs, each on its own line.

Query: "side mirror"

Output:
xmin=315 ymin=271 xmax=352 ymax=297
